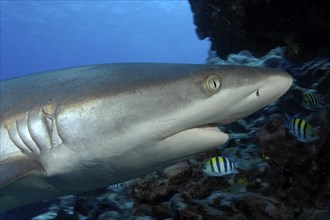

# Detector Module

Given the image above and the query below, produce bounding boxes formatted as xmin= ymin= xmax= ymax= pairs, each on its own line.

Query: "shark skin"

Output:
xmin=0 ymin=63 xmax=292 ymax=211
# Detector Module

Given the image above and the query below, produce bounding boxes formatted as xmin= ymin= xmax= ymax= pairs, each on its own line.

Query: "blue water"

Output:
xmin=0 ymin=1 xmax=209 ymax=80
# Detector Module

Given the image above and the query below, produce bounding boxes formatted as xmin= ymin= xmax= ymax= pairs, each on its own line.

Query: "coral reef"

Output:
xmin=189 ymin=0 xmax=330 ymax=62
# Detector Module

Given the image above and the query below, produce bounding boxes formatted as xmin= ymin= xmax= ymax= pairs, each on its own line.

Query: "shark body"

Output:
xmin=0 ymin=63 xmax=292 ymax=211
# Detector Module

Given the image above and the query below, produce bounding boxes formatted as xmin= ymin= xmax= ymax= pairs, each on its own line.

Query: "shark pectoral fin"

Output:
xmin=159 ymin=126 xmax=229 ymax=160
xmin=0 ymin=155 xmax=44 ymax=188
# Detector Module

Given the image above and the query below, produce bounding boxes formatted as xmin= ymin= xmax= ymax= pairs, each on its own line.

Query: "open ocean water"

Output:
xmin=1 ymin=1 xmax=209 ymax=80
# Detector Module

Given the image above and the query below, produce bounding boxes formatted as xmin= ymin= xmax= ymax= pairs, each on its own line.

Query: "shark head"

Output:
xmin=51 ymin=64 xmax=291 ymax=179
xmin=187 ymin=65 xmax=293 ymax=126
xmin=113 ymin=65 xmax=291 ymax=133
xmin=42 ymin=64 xmax=293 ymax=174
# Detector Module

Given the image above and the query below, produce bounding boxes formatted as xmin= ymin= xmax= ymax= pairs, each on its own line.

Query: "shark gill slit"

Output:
xmin=16 ymin=113 xmax=41 ymax=154
xmin=51 ymin=113 xmax=63 ymax=147
xmin=6 ymin=122 xmax=32 ymax=154
xmin=41 ymin=104 xmax=63 ymax=147
xmin=27 ymin=111 xmax=52 ymax=152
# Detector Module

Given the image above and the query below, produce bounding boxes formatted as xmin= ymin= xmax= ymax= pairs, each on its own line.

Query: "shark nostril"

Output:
xmin=256 ymin=89 xmax=260 ymax=96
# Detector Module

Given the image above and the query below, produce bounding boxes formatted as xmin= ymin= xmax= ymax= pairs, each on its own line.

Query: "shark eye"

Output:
xmin=204 ymin=74 xmax=221 ymax=94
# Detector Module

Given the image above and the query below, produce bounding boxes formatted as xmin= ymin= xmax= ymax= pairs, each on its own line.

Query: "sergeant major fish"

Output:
xmin=302 ymin=92 xmax=329 ymax=110
xmin=285 ymin=114 xmax=319 ymax=142
xmin=203 ymin=156 xmax=238 ymax=177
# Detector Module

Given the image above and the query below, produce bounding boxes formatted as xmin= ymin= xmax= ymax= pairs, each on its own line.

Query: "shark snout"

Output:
xmin=263 ymin=70 xmax=293 ymax=100
xmin=218 ymin=69 xmax=293 ymax=124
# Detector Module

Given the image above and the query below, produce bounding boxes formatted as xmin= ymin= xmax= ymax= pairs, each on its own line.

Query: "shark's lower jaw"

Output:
xmin=170 ymin=125 xmax=229 ymax=149
xmin=159 ymin=125 xmax=229 ymax=164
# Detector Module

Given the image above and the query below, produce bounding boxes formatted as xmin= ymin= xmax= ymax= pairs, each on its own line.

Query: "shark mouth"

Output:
xmin=196 ymin=117 xmax=241 ymax=128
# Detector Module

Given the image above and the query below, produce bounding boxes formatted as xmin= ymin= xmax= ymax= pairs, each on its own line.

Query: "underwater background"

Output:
xmin=1 ymin=1 xmax=209 ymax=80
xmin=1 ymin=1 xmax=329 ymax=220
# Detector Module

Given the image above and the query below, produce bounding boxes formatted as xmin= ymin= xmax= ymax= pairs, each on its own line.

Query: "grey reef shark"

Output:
xmin=0 ymin=63 xmax=293 ymax=211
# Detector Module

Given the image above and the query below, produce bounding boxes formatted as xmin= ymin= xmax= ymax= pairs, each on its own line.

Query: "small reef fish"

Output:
xmin=203 ymin=156 xmax=238 ymax=177
xmin=285 ymin=114 xmax=319 ymax=142
xmin=302 ymin=92 xmax=329 ymax=110
xmin=107 ymin=183 xmax=126 ymax=192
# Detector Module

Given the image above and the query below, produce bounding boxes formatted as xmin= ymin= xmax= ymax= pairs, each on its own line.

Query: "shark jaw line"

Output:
xmin=163 ymin=122 xmax=230 ymax=150
xmin=160 ymin=125 xmax=229 ymax=159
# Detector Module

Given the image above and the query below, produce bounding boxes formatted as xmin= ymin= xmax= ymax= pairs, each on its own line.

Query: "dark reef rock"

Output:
xmin=131 ymin=202 xmax=172 ymax=219
xmin=193 ymin=192 xmax=290 ymax=220
xmin=162 ymin=161 xmax=191 ymax=183
xmin=129 ymin=177 xmax=177 ymax=203
xmin=298 ymin=209 xmax=330 ymax=220
xmin=256 ymin=113 xmax=330 ymax=211
xmin=189 ymin=0 xmax=330 ymax=62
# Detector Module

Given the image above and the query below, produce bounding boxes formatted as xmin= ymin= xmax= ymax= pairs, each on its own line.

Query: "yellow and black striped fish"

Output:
xmin=302 ymin=92 xmax=329 ymax=110
xmin=203 ymin=156 xmax=238 ymax=177
xmin=286 ymin=114 xmax=319 ymax=142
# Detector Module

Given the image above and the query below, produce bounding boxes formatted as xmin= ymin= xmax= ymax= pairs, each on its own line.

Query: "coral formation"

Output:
xmin=189 ymin=0 xmax=330 ymax=62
